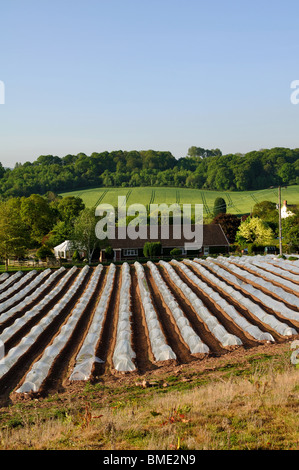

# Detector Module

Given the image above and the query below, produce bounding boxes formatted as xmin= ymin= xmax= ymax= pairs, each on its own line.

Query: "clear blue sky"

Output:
xmin=1 ymin=0 xmax=299 ymax=167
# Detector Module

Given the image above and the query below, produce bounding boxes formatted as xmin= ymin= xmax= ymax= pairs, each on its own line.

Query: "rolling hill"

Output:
xmin=60 ymin=185 xmax=299 ymax=216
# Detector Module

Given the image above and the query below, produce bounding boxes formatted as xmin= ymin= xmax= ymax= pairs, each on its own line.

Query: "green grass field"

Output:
xmin=60 ymin=185 xmax=299 ymax=216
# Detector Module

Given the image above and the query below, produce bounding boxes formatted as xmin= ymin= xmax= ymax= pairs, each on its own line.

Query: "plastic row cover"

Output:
xmin=213 ymin=258 xmax=299 ymax=324
xmin=151 ymin=261 xmax=209 ymax=354
xmin=134 ymin=262 xmax=176 ymax=362
xmin=228 ymin=256 xmax=299 ymax=295
xmin=70 ymin=264 xmax=116 ymax=381
xmin=193 ymin=259 xmax=297 ymax=337
xmin=0 ymin=272 xmax=9 ymax=283
xmin=246 ymin=257 xmax=299 ymax=284
xmin=0 ymin=271 xmax=23 ymax=294
xmin=113 ymin=263 xmax=136 ymax=372
xmin=265 ymin=258 xmax=299 ymax=275
xmin=0 ymin=266 xmax=79 ymax=379
xmin=17 ymin=265 xmax=102 ymax=393
xmin=180 ymin=260 xmax=274 ymax=342
xmin=164 ymin=260 xmax=242 ymax=347
xmin=0 ymin=270 xmax=37 ymax=302
xmin=215 ymin=256 xmax=299 ymax=309
xmin=0 ymin=268 xmax=53 ymax=314
xmin=0 ymin=267 xmax=70 ymax=338
xmin=244 ymin=254 xmax=299 ymax=275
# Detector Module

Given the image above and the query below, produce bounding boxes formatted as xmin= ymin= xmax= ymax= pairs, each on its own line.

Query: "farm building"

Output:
xmin=100 ymin=224 xmax=229 ymax=262
xmin=281 ymin=200 xmax=296 ymax=219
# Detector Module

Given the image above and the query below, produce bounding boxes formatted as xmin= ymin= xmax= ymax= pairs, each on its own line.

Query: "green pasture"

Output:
xmin=60 ymin=185 xmax=299 ymax=216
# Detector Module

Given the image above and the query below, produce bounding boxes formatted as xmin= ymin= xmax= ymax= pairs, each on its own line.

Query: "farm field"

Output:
xmin=0 ymin=255 xmax=298 ymax=408
xmin=60 ymin=185 xmax=299 ymax=216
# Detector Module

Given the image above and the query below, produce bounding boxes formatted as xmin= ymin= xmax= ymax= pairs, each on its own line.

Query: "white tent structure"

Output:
xmin=54 ymin=240 xmax=85 ymax=260
xmin=54 ymin=241 xmax=73 ymax=260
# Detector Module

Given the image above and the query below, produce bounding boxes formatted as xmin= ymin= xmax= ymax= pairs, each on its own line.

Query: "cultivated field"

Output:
xmin=0 ymin=255 xmax=298 ymax=407
xmin=60 ymin=185 xmax=299 ymax=215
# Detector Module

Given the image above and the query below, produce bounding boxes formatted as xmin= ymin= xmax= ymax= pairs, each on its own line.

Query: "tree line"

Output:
xmin=0 ymin=146 xmax=298 ymax=198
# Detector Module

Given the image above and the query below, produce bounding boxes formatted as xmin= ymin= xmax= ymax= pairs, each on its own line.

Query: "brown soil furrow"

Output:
xmin=191 ymin=262 xmax=299 ymax=337
xmin=0 ymin=269 xmax=67 ymax=333
xmin=225 ymin=261 xmax=299 ymax=299
xmin=38 ymin=267 xmax=107 ymax=395
xmin=130 ymin=267 xmax=157 ymax=373
xmin=144 ymin=265 xmax=194 ymax=365
xmin=171 ymin=263 xmax=257 ymax=348
xmin=0 ymin=268 xmax=92 ymax=406
xmin=92 ymin=266 xmax=121 ymax=378
xmin=157 ymin=264 xmax=226 ymax=355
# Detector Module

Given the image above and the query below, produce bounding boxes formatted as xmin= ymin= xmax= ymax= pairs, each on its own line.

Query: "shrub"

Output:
xmin=170 ymin=248 xmax=182 ymax=256
xmin=143 ymin=242 xmax=162 ymax=258
xmin=36 ymin=245 xmax=54 ymax=260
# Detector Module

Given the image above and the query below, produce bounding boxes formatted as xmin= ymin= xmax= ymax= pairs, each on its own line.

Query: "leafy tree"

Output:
xmin=235 ymin=216 xmax=274 ymax=247
xmin=71 ymin=208 xmax=101 ymax=263
xmin=213 ymin=197 xmax=227 ymax=217
xmin=252 ymin=200 xmax=278 ymax=234
xmin=0 ymin=200 xmax=30 ymax=269
xmin=282 ymin=213 xmax=299 ymax=250
xmin=211 ymin=213 xmax=240 ymax=243
xmin=20 ymin=194 xmax=56 ymax=244
xmin=55 ymin=196 xmax=85 ymax=224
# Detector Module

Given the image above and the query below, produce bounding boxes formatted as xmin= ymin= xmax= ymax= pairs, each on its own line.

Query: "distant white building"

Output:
xmin=281 ymin=200 xmax=295 ymax=219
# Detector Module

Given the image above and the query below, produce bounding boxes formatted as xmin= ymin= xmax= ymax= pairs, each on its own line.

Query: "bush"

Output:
xmin=143 ymin=242 xmax=162 ymax=258
xmin=170 ymin=248 xmax=182 ymax=256
xmin=36 ymin=245 xmax=54 ymax=260
xmin=72 ymin=249 xmax=81 ymax=262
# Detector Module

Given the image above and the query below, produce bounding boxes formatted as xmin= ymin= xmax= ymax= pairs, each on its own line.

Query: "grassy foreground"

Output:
xmin=0 ymin=342 xmax=298 ymax=450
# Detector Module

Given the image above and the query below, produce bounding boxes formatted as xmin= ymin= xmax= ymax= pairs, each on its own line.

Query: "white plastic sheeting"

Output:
xmin=175 ymin=260 xmax=274 ymax=342
xmin=228 ymin=256 xmax=299 ymax=296
xmin=0 ymin=265 xmax=82 ymax=379
xmin=17 ymin=265 xmax=102 ymax=393
xmin=134 ymin=262 xmax=177 ymax=362
xmin=245 ymin=256 xmax=299 ymax=284
xmin=112 ymin=263 xmax=136 ymax=372
xmin=0 ymin=268 xmax=53 ymax=314
xmin=212 ymin=258 xmax=299 ymax=324
xmin=150 ymin=261 xmax=209 ymax=354
xmin=162 ymin=260 xmax=242 ymax=347
xmin=0 ymin=270 xmax=38 ymax=303
xmin=210 ymin=257 xmax=299 ymax=311
xmin=0 ymin=267 xmax=71 ymax=332
xmin=0 ymin=271 xmax=23 ymax=294
xmin=0 ymin=273 xmax=9 ymax=283
xmin=70 ymin=264 xmax=116 ymax=381
xmin=248 ymin=254 xmax=299 ymax=275
xmin=192 ymin=259 xmax=297 ymax=337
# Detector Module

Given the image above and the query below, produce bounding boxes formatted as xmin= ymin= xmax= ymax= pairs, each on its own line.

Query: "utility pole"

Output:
xmin=278 ymin=186 xmax=283 ymax=256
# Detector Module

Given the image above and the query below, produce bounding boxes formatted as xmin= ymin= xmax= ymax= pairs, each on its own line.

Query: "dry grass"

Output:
xmin=0 ymin=344 xmax=298 ymax=450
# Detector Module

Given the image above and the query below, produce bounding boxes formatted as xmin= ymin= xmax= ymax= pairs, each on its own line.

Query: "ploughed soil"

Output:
xmin=0 ymin=261 xmax=297 ymax=408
